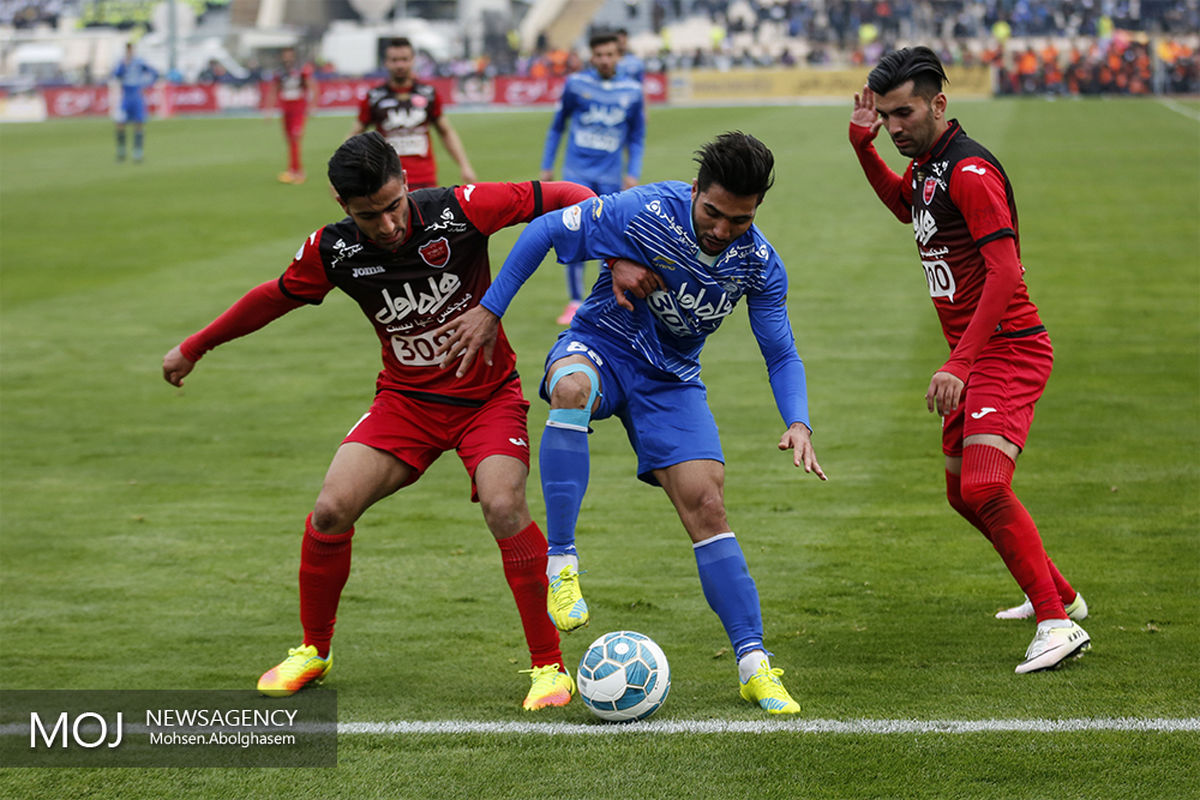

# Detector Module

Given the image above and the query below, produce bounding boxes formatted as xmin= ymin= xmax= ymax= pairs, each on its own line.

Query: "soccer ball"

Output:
xmin=577 ymin=630 xmax=670 ymax=722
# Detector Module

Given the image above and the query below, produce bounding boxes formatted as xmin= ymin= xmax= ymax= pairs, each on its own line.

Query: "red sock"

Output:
xmin=959 ymin=446 xmax=1066 ymax=623
xmin=288 ymin=136 xmax=302 ymax=173
xmin=497 ymin=522 xmax=562 ymax=668
xmin=946 ymin=468 xmax=993 ymax=542
xmin=948 ymin=468 xmax=1076 ymax=604
xmin=299 ymin=513 xmax=353 ymax=658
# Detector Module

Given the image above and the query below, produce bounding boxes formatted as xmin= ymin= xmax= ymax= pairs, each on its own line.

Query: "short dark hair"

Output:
xmin=694 ymin=131 xmax=775 ymax=202
xmin=589 ymin=33 xmax=618 ymax=50
xmin=328 ymin=132 xmax=403 ymax=200
xmin=867 ymin=46 xmax=949 ymax=100
xmin=386 ymin=37 xmax=413 ymax=52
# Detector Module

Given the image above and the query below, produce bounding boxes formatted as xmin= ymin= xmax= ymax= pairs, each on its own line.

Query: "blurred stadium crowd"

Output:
xmin=2 ymin=0 xmax=1197 ymax=94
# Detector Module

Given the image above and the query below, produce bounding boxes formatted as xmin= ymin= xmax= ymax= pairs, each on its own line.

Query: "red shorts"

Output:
xmin=342 ymin=378 xmax=531 ymax=501
xmin=942 ymin=332 xmax=1053 ymax=457
xmin=281 ymin=103 xmax=307 ymax=138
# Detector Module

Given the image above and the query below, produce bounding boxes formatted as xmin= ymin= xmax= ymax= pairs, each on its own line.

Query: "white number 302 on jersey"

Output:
xmin=391 ymin=330 xmax=451 ymax=366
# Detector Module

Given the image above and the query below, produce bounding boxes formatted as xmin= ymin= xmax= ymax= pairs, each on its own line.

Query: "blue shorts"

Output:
xmin=561 ymin=173 xmax=620 ymax=197
xmin=541 ymin=327 xmax=724 ymax=485
xmin=118 ymin=95 xmax=147 ymax=124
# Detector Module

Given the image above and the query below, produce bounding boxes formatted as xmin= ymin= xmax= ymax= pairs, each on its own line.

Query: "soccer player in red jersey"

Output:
xmin=848 ymin=47 xmax=1090 ymax=673
xmin=266 ymin=47 xmax=316 ymax=185
xmin=349 ymin=37 xmax=476 ymax=189
xmin=162 ymin=132 xmax=595 ymax=708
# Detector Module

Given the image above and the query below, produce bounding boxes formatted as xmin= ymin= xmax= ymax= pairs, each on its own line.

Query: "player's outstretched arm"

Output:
xmin=607 ymin=256 xmax=663 ymax=311
xmin=162 ymin=345 xmax=195 ymax=387
xmin=778 ymin=422 xmax=827 ymax=480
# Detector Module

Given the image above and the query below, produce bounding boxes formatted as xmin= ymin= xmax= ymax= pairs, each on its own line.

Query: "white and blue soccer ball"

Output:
xmin=577 ymin=630 xmax=670 ymax=722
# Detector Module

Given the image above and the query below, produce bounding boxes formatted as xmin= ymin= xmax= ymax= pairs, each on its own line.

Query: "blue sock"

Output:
xmin=565 ymin=262 xmax=586 ymax=303
xmin=540 ymin=417 xmax=590 ymax=557
xmin=694 ymin=534 xmax=764 ymax=659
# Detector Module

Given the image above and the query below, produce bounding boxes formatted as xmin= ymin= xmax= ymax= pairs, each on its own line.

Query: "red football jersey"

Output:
xmin=357 ymin=81 xmax=443 ymax=188
xmin=901 ymin=121 xmax=1043 ymax=351
xmin=278 ymin=182 xmax=545 ymax=402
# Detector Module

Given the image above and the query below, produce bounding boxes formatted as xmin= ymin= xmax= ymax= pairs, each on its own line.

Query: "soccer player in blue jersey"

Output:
xmin=540 ymin=33 xmax=646 ymax=325
xmin=112 ymin=42 xmax=158 ymax=163
xmin=439 ymin=132 xmax=826 ymax=714
xmin=615 ymin=29 xmax=646 ymax=82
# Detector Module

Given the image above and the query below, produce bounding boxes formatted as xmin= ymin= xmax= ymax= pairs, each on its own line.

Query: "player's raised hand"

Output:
xmin=434 ymin=305 xmax=499 ymax=378
xmin=162 ymin=345 xmax=195 ymax=387
xmin=778 ymin=422 xmax=827 ymax=480
xmin=851 ymin=85 xmax=883 ymax=139
xmin=607 ymin=257 xmax=664 ymax=311
xmin=925 ymin=370 xmax=965 ymax=416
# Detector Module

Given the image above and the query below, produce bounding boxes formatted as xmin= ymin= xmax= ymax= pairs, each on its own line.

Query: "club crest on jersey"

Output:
xmin=923 ymin=177 xmax=938 ymax=204
xmin=418 ymin=236 xmax=451 ymax=268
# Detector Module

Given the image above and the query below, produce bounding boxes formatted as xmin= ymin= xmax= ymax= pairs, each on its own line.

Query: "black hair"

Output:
xmin=867 ymin=46 xmax=949 ymax=99
xmin=385 ymin=37 xmax=413 ymax=51
xmin=327 ymin=132 xmax=403 ymax=200
xmin=694 ymin=131 xmax=775 ymax=202
xmin=589 ymin=33 xmax=619 ymax=49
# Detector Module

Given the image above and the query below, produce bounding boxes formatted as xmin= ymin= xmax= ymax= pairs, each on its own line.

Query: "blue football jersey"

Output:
xmin=618 ymin=52 xmax=645 ymax=82
xmin=483 ymin=181 xmax=811 ymax=429
xmin=541 ymin=69 xmax=645 ymax=190
xmin=113 ymin=57 xmax=157 ymax=100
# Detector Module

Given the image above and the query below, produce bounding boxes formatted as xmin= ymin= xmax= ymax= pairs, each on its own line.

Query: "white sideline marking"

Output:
xmin=3 ymin=718 xmax=1196 ymax=737
xmin=1158 ymin=98 xmax=1200 ymax=123
xmin=338 ymin=717 xmax=1200 ymax=735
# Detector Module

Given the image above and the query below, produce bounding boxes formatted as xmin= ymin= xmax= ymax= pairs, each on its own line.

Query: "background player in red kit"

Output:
xmin=162 ymin=132 xmax=595 ymax=708
xmin=266 ymin=47 xmax=316 ymax=184
xmin=349 ymin=37 xmax=476 ymax=189
xmin=848 ymin=47 xmax=1090 ymax=674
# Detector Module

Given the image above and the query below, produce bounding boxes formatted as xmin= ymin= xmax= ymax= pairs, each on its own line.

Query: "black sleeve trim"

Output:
xmin=277 ymin=276 xmax=323 ymax=305
xmin=531 ymin=180 xmax=543 ymax=220
xmin=975 ymin=228 xmax=1016 ymax=248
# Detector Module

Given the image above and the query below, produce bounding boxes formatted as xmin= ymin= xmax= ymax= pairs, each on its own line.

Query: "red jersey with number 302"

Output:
xmin=278 ymin=182 xmax=544 ymax=403
xmin=899 ymin=121 xmax=1042 ymax=348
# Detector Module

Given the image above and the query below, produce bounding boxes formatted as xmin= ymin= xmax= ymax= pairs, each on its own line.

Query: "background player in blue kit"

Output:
xmin=615 ymin=28 xmax=645 ymax=82
xmin=112 ymin=42 xmax=158 ymax=163
xmin=540 ymin=32 xmax=645 ymax=325
xmin=440 ymin=132 xmax=826 ymax=714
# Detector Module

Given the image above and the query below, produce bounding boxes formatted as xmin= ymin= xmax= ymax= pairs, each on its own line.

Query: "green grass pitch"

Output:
xmin=1 ymin=98 xmax=1197 ymax=798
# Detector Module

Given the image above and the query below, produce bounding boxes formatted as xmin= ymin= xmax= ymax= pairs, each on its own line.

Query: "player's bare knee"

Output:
xmin=686 ymin=490 xmax=729 ymax=531
xmin=311 ymin=496 xmax=356 ymax=535
xmin=479 ymin=490 xmax=523 ymax=531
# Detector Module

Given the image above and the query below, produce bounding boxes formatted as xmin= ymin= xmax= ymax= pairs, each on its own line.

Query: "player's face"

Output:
xmin=281 ymin=49 xmax=295 ymax=69
xmin=690 ymin=180 xmax=759 ymax=256
xmin=339 ymin=174 xmax=411 ymax=250
xmin=873 ymin=80 xmax=948 ymax=158
xmin=386 ymin=46 xmax=414 ymax=84
xmin=591 ymin=42 xmax=619 ymax=80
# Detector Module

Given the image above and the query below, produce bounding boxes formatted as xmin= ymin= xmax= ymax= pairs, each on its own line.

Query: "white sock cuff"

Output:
xmin=692 ymin=532 xmax=736 ymax=550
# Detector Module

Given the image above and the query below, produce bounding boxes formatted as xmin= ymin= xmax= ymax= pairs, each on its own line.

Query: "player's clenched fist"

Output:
xmin=162 ymin=345 xmax=195 ymax=387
